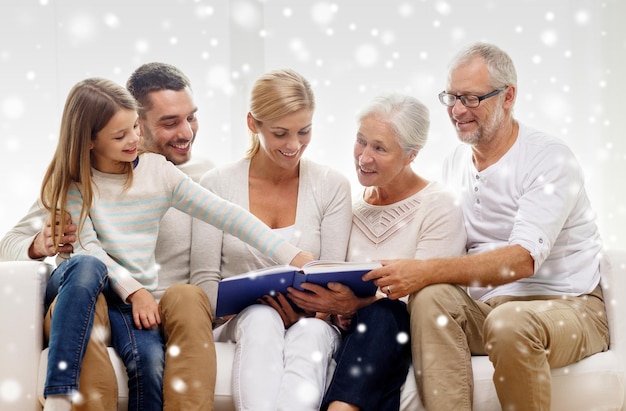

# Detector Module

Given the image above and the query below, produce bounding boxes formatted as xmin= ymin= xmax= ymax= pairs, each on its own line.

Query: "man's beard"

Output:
xmin=458 ymin=107 xmax=504 ymax=146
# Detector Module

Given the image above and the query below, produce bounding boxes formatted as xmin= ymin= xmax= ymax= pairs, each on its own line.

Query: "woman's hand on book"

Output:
xmin=287 ymin=282 xmax=375 ymax=316
xmin=259 ymin=292 xmax=313 ymax=328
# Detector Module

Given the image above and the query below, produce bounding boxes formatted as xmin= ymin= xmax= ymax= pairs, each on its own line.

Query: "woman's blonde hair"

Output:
xmin=246 ymin=69 xmax=315 ymax=158
xmin=40 ymin=78 xmax=138 ymax=250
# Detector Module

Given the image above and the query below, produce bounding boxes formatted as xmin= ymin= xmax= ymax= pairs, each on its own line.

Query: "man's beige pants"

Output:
xmin=408 ymin=284 xmax=609 ymax=411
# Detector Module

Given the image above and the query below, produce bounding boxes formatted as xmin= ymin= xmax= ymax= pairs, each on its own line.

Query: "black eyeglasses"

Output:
xmin=438 ymin=89 xmax=503 ymax=108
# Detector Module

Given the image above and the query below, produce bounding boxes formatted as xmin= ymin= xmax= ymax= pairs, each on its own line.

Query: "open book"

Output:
xmin=215 ymin=260 xmax=381 ymax=317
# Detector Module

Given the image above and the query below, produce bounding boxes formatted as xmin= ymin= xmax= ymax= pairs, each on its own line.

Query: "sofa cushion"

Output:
xmin=471 ymin=350 xmax=625 ymax=411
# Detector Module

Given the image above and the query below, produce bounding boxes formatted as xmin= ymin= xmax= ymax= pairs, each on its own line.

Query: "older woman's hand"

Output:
xmin=287 ymin=282 xmax=377 ymax=317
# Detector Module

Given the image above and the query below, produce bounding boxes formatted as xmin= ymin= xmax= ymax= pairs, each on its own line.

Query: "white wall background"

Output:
xmin=1 ymin=0 xmax=625 ymax=249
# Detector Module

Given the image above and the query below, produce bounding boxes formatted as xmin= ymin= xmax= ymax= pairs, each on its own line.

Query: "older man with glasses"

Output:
xmin=363 ymin=42 xmax=609 ymax=411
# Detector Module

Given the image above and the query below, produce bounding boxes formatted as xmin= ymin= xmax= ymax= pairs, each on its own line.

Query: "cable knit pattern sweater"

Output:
xmin=348 ymin=181 xmax=467 ymax=263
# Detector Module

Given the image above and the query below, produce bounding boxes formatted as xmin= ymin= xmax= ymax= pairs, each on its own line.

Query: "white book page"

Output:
xmin=220 ymin=264 xmax=297 ymax=282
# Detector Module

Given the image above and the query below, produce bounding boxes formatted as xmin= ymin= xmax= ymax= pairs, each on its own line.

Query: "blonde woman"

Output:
xmin=191 ymin=69 xmax=352 ymax=410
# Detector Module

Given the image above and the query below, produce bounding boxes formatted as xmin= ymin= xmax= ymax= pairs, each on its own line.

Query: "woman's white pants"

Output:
xmin=213 ymin=304 xmax=340 ymax=411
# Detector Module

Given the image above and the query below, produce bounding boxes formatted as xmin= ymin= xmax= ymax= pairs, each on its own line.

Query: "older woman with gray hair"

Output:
xmin=288 ymin=93 xmax=466 ymax=410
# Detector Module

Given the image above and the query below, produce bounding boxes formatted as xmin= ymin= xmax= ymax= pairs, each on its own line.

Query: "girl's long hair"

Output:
xmin=40 ymin=78 xmax=138 ymax=251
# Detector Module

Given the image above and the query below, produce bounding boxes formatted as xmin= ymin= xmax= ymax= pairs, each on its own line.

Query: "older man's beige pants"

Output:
xmin=408 ymin=284 xmax=609 ymax=411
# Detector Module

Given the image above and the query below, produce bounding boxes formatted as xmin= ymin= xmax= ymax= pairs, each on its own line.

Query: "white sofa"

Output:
xmin=1 ymin=250 xmax=625 ymax=411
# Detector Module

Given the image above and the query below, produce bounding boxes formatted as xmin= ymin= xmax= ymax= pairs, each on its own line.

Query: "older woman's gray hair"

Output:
xmin=357 ymin=93 xmax=430 ymax=155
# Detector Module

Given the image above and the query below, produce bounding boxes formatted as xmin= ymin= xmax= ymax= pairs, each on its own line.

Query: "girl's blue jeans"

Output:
xmin=43 ymin=255 xmax=109 ymax=398
xmin=105 ymin=291 xmax=164 ymax=411
xmin=44 ymin=255 xmax=164 ymax=410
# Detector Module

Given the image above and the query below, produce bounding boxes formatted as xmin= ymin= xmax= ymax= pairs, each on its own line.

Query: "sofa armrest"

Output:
xmin=603 ymin=250 xmax=626 ymax=366
xmin=0 ymin=261 xmax=51 ymax=411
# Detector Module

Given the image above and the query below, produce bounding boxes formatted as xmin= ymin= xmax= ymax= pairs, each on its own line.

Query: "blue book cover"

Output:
xmin=215 ymin=261 xmax=381 ymax=317
xmin=215 ymin=265 xmax=298 ymax=318
xmin=294 ymin=261 xmax=381 ymax=297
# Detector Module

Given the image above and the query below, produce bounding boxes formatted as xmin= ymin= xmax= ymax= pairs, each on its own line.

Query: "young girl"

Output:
xmin=40 ymin=77 xmax=311 ymax=411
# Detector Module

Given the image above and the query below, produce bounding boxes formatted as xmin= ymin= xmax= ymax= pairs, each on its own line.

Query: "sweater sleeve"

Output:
xmin=0 ymin=200 xmax=46 ymax=261
xmin=316 ymin=167 xmax=353 ymax=261
xmin=189 ymin=169 xmax=225 ymax=316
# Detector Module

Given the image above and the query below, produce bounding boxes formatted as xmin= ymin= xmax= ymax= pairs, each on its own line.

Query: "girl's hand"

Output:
xmin=128 ymin=288 xmax=161 ymax=329
xmin=289 ymin=251 xmax=315 ymax=268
